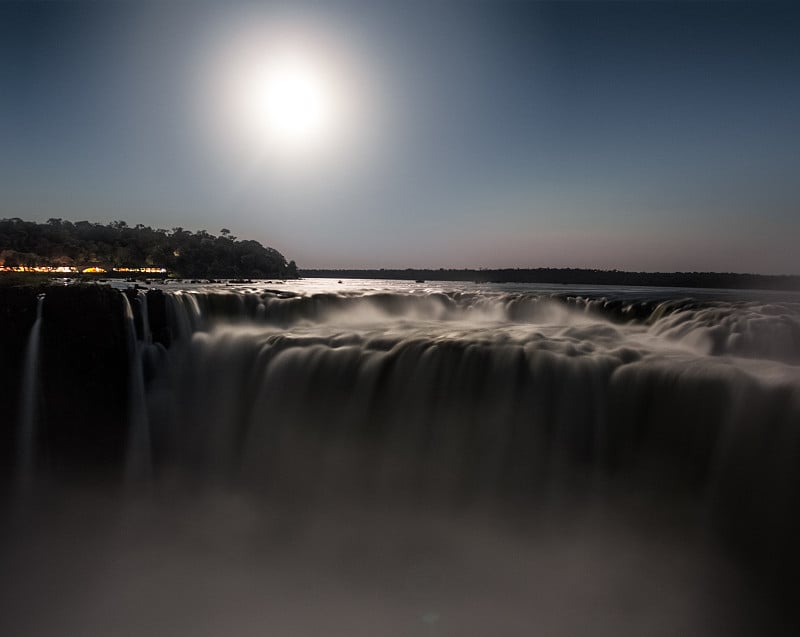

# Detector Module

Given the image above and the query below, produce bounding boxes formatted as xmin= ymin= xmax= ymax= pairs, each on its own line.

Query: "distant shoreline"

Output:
xmin=300 ymin=268 xmax=800 ymax=292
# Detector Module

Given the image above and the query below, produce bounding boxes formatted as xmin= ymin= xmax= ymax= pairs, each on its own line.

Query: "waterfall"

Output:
xmin=4 ymin=282 xmax=800 ymax=635
xmin=146 ymin=321 xmax=800 ymax=497
xmin=16 ymin=294 xmax=44 ymax=490
xmin=122 ymin=294 xmax=153 ymax=482
xmin=137 ymin=289 xmax=152 ymax=344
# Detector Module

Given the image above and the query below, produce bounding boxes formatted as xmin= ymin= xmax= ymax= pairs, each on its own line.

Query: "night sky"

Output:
xmin=2 ymin=1 xmax=799 ymax=273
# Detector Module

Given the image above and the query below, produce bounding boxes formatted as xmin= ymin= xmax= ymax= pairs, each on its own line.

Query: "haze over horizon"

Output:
xmin=2 ymin=1 xmax=799 ymax=274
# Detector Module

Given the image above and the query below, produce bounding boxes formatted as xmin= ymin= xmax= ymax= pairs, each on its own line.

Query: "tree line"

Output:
xmin=301 ymin=268 xmax=800 ymax=291
xmin=0 ymin=218 xmax=297 ymax=279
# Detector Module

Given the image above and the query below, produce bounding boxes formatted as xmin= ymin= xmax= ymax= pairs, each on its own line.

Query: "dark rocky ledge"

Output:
xmin=0 ymin=286 xmax=41 ymax=478
xmin=1 ymin=285 xmax=131 ymax=480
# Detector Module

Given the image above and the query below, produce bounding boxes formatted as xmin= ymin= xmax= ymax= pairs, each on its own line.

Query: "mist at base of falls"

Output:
xmin=2 ymin=486 xmax=792 ymax=637
xmin=3 ymin=280 xmax=800 ymax=636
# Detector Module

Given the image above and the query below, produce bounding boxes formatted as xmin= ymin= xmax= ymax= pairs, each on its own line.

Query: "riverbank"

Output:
xmin=301 ymin=268 xmax=800 ymax=291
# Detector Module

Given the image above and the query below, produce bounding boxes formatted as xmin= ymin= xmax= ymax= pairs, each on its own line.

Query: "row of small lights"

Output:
xmin=0 ymin=266 xmax=167 ymax=274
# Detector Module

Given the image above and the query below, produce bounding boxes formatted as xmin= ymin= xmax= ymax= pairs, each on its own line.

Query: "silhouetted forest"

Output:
xmin=0 ymin=218 xmax=297 ymax=278
xmin=302 ymin=268 xmax=800 ymax=291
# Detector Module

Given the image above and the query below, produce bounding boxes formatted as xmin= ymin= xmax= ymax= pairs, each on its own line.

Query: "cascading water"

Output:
xmin=15 ymin=294 xmax=44 ymax=490
xmin=4 ymin=280 xmax=800 ymax=636
xmin=144 ymin=285 xmax=800 ymax=567
xmin=144 ymin=291 xmax=800 ymax=488
xmin=122 ymin=293 xmax=152 ymax=482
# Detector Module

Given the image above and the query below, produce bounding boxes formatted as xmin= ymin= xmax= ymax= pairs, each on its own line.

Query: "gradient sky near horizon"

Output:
xmin=1 ymin=1 xmax=799 ymax=273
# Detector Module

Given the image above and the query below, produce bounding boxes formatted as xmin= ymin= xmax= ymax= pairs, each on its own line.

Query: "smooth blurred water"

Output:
xmin=4 ymin=278 xmax=799 ymax=636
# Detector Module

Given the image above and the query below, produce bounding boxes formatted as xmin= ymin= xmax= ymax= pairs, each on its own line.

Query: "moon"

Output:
xmin=239 ymin=48 xmax=339 ymax=154
xmin=212 ymin=28 xmax=353 ymax=162
xmin=200 ymin=14 xmax=381 ymax=178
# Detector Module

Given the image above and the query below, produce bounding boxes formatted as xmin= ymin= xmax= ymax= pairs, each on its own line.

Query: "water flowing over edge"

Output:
xmin=138 ymin=287 xmax=800 ymax=529
xmin=4 ymin=281 xmax=800 ymax=634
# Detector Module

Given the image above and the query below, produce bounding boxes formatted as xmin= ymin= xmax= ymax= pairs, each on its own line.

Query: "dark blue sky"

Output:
xmin=2 ymin=1 xmax=799 ymax=272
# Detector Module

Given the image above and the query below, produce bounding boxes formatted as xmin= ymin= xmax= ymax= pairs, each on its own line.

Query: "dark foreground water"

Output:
xmin=3 ymin=279 xmax=799 ymax=635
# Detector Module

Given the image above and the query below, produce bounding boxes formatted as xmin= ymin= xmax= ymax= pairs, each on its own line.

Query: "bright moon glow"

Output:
xmin=211 ymin=27 xmax=357 ymax=162
xmin=201 ymin=14 xmax=380 ymax=179
xmin=243 ymin=51 xmax=338 ymax=152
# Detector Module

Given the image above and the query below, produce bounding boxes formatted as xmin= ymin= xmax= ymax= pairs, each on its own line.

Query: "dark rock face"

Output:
xmin=145 ymin=289 xmax=171 ymax=348
xmin=40 ymin=285 xmax=130 ymax=477
xmin=0 ymin=286 xmax=40 ymax=479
